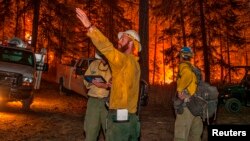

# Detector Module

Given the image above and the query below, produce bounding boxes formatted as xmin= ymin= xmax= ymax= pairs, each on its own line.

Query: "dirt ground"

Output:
xmin=0 ymin=80 xmax=250 ymax=141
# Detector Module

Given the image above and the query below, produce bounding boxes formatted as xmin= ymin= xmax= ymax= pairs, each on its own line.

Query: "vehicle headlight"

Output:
xmin=22 ymin=77 xmax=33 ymax=86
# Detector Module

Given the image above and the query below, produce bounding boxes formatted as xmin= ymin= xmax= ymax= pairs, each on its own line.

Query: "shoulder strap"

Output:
xmin=181 ymin=61 xmax=197 ymax=77
xmin=178 ymin=62 xmax=193 ymax=79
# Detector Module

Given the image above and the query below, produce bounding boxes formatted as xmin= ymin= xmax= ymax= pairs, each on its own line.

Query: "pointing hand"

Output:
xmin=76 ymin=8 xmax=92 ymax=28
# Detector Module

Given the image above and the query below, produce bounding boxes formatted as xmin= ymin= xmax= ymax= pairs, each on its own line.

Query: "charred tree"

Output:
xmin=152 ymin=17 xmax=158 ymax=84
xmin=31 ymin=0 xmax=40 ymax=52
xmin=179 ymin=0 xmax=187 ymax=47
xmin=14 ymin=0 xmax=20 ymax=37
xmin=139 ymin=0 xmax=149 ymax=83
xmin=199 ymin=0 xmax=210 ymax=83
xmin=0 ymin=0 xmax=12 ymax=40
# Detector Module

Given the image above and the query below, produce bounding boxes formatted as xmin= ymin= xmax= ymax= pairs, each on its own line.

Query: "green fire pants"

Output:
xmin=84 ymin=97 xmax=108 ymax=141
xmin=105 ymin=111 xmax=140 ymax=141
xmin=174 ymin=107 xmax=203 ymax=141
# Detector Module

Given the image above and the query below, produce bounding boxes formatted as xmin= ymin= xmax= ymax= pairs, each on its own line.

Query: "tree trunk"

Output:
xmin=179 ymin=0 xmax=186 ymax=46
xmin=87 ymin=0 xmax=91 ymax=58
xmin=31 ymin=0 xmax=40 ymax=52
xmin=152 ymin=17 xmax=158 ymax=84
xmin=199 ymin=0 xmax=210 ymax=83
xmin=163 ymin=39 xmax=165 ymax=84
xmin=192 ymin=39 xmax=196 ymax=65
xmin=171 ymin=35 xmax=175 ymax=82
xmin=246 ymin=52 xmax=248 ymax=66
xmin=59 ymin=3 xmax=65 ymax=63
xmin=139 ymin=0 xmax=149 ymax=83
xmin=15 ymin=0 xmax=20 ymax=37
xmin=22 ymin=0 xmax=26 ymax=40
xmin=226 ymin=35 xmax=231 ymax=83
xmin=219 ymin=34 xmax=224 ymax=82
xmin=244 ymin=31 xmax=248 ymax=65
xmin=168 ymin=17 xmax=175 ymax=82
xmin=107 ymin=0 xmax=114 ymax=42
xmin=2 ymin=0 xmax=8 ymax=40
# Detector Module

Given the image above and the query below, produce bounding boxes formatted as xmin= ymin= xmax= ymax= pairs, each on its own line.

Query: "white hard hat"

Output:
xmin=95 ymin=52 xmax=102 ymax=60
xmin=118 ymin=30 xmax=141 ymax=52
xmin=8 ymin=37 xmax=26 ymax=48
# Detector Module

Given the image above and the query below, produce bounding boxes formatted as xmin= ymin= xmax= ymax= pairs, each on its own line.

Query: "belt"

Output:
xmin=109 ymin=109 xmax=136 ymax=115
xmin=88 ymin=96 xmax=107 ymax=100
xmin=109 ymin=109 xmax=117 ymax=113
xmin=108 ymin=109 xmax=137 ymax=123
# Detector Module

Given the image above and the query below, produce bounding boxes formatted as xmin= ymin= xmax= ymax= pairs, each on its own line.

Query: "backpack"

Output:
xmin=137 ymin=79 xmax=149 ymax=118
xmin=186 ymin=63 xmax=219 ymax=124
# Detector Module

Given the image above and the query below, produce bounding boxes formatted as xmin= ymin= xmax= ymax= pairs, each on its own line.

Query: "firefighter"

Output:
xmin=76 ymin=8 xmax=141 ymax=141
xmin=174 ymin=46 xmax=203 ymax=141
xmin=83 ymin=52 xmax=112 ymax=141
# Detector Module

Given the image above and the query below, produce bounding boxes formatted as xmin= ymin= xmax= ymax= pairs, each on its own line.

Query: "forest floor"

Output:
xmin=0 ymin=80 xmax=250 ymax=141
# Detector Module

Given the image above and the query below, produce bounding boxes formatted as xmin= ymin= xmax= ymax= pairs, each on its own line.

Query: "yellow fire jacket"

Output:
xmin=177 ymin=61 xmax=197 ymax=96
xmin=87 ymin=27 xmax=141 ymax=113
xmin=84 ymin=59 xmax=111 ymax=98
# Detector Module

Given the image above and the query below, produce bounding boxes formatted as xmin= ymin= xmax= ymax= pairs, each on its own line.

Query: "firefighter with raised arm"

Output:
xmin=76 ymin=8 xmax=142 ymax=141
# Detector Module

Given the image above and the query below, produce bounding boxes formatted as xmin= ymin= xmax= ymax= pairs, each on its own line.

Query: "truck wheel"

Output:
xmin=59 ymin=77 xmax=66 ymax=95
xmin=225 ymin=98 xmax=241 ymax=113
xmin=21 ymin=93 xmax=34 ymax=111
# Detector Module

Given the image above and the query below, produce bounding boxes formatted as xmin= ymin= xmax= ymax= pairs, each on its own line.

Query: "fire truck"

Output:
xmin=56 ymin=58 xmax=95 ymax=98
xmin=0 ymin=37 xmax=47 ymax=110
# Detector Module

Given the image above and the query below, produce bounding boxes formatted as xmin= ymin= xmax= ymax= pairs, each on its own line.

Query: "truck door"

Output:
xmin=70 ymin=59 xmax=94 ymax=97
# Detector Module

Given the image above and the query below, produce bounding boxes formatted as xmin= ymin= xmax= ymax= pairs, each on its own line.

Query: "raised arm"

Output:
xmin=75 ymin=8 xmax=126 ymax=70
xmin=76 ymin=8 xmax=92 ymax=29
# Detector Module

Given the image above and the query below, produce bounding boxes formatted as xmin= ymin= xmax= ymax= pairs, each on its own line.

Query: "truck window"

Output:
xmin=0 ymin=47 xmax=34 ymax=67
xmin=76 ymin=59 xmax=95 ymax=69
xmin=76 ymin=59 xmax=83 ymax=68
xmin=81 ymin=60 xmax=89 ymax=68
xmin=75 ymin=59 xmax=88 ymax=72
